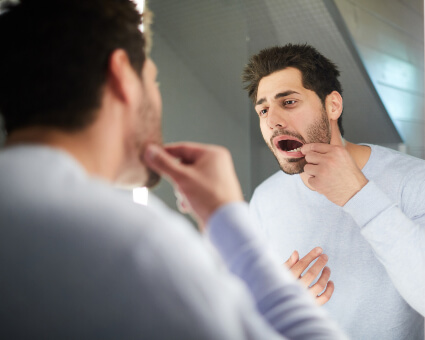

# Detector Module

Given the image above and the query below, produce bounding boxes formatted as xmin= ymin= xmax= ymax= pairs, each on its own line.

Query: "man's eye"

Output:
xmin=284 ymin=100 xmax=297 ymax=106
xmin=258 ymin=108 xmax=268 ymax=117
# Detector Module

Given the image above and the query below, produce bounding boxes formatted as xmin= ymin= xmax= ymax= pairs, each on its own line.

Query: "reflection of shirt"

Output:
xmin=250 ymin=144 xmax=425 ymax=340
xmin=0 ymin=145 xmax=345 ymax=339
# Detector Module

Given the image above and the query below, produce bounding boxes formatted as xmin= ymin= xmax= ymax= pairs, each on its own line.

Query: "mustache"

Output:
xmin=269 ymin=129 xmax=307 ymax=146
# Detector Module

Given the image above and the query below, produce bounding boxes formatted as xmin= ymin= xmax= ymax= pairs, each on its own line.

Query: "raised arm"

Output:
xmin=343 ymin=181 xmax=425 ymax=315
xmin=301 ymin=143 xmax=425 ymax=315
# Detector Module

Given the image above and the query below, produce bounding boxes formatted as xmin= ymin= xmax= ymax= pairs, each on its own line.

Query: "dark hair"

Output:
xmin=0 ymin=0 xmax=146 ymax=134
xmin=242 ymin=44 xmax=344 ymax=135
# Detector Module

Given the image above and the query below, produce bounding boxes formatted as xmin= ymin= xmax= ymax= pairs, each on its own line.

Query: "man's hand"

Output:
xmin=301 ymin=143 xmax=368 ymax=206
xmin=144 ymin=142 xmax=243 ymax=230
xmin=284 ymin=247 xmax=334 ymax=305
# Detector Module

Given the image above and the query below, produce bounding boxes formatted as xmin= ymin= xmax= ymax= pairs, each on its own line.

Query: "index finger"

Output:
xmin=144 ymin=144 xmax=186 ymax=180
xmin=291 ymin=247 xmax=323 ymax=277
xmin=301 ymin=143 xmax=333 ymax=155
xmin=164 ymin=142 xmax=214 ymax=164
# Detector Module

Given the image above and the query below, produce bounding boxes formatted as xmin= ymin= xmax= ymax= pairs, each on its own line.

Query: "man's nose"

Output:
xmin=266 ymin=106 xmax=288 ymax=129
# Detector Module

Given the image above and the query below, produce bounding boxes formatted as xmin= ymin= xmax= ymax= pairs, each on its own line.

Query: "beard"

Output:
xmin=118 ymin=105 xmax=163 ymax=189
xmin=144 ymin=166 xmax=161 ymax=188
xmin=117 ymin=140 xmax=162 ymax=189
xmin=135 ymin=131 xmax=162 ymax=189
xmin=268 ymin=107 xmax=331 ymax=175
xmin=136 ymin=86 xmax=163 ymax=188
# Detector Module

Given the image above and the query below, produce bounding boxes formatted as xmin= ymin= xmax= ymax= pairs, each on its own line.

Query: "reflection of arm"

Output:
xmin=208 ymin=202 xmax=346 ymax=339
xmin=344 ymin=181 xmax=425 ymax=316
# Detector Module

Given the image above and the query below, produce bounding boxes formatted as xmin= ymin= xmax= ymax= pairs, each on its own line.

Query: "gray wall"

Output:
xmin=335 ymin=0 xmax=425 ymax=158
xmin=150 ymin=27 xmax=253 ymax=208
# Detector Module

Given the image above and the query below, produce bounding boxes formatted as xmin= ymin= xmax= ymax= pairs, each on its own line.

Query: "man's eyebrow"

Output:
xmin=255 ymin=90 xmax=300 ymax=106
xmin=275 ymin=90 xmax=300 ymax=99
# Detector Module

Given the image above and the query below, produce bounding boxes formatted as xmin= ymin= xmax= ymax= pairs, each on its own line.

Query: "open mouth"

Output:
xmin=274 ymin=137 xmax=304 ymax=153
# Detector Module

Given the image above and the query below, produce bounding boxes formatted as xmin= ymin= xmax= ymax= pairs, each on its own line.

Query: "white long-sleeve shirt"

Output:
xmin=0 ymin=145 xmax=345 ymax=339
xmin=250 ymin=144 xmax=425 ymax=339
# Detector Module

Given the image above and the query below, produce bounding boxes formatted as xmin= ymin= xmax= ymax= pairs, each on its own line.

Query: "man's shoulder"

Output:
xmin=368 ymin=144 xmax=425 ymax=177
xmin=0 ymin=149 xmax=207 ymax=292
xmin=369 ymin=144 xmax=425 ymax=163
xmin=0 ymin=145 xmax=195 ymax=247
xmin=366 ymin=145 xmax=425 ymax=207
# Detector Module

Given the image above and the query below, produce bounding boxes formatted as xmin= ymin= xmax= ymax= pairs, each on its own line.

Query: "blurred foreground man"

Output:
xmin=244 ymin=44 xmax=425 ymax=339
xmin=0 ymin=1 xmax=346 ymax=339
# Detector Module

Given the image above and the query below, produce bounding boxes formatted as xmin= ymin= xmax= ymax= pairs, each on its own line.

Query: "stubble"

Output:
xmin=269 ymin=108 xmax=331 ymax=175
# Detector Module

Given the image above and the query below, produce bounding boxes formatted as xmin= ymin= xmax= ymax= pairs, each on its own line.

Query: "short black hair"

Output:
xmin=0 ymin=0 xmax=146 ymax=134
xmin=242 ymin=44 xmax=344 ymax=136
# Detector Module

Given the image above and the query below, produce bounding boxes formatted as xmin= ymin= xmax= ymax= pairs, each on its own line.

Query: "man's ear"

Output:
xmin=107 ymin=49 xmax=139 ymax=104
xmin=325 ymin=91 xmax=343 ymax=121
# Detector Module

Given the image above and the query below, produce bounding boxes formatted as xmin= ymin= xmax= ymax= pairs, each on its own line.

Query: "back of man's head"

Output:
xmin=0 ymin=0 xmax=146 ymax=134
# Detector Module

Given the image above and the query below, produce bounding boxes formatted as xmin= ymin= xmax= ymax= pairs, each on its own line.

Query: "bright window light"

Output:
xmin=133 ymin=187 xmax=149 ymax=206
xmin=134 ymin=0 xmax=145 ymax=32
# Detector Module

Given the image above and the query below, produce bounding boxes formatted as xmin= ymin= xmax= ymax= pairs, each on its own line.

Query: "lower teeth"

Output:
xmin=287 ymin=147 xmax=301 ymax=152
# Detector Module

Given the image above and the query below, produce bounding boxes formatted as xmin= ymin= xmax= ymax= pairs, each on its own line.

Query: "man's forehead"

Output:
xmin=256 ymin=68 xmax=304 ymax=104
xmin=259 ymin=68 xmax=303 ymax=91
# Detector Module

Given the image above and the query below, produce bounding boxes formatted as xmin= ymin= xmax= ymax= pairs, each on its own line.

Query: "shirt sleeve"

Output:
xmin=343 ymin=181 xmax=425 ymax=316
xmin=207 ymin=202 xmax=347 ymax=339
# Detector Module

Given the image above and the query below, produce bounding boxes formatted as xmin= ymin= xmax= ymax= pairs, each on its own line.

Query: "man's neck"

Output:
xmin=344 ymin=141 xmax=371 ymax=170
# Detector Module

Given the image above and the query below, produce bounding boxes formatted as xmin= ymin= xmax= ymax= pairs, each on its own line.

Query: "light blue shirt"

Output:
xmin=250 ymin=144 xmax=425 ymax=339
xmin=0 ymin=145 xmax=345 ymax=339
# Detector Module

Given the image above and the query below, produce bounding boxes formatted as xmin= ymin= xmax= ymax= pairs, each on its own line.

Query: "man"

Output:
xmin=0 ymin=1 xmax=347 ymax=339
xmin=243 ymin=43 xmax=425 ymax=339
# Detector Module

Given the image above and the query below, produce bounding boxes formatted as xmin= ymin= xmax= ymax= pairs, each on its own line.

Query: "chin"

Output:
xmin=144 ymin=169 xmax=161 ymax=188
xmin=278 ymin=157 xmax=307 ymax=175
xmin=115 ymin=167 xmax=161 ymax=189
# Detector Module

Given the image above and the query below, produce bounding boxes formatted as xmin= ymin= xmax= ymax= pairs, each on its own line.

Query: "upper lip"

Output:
xmin=273 ymin=135 xmax=304 ymax=150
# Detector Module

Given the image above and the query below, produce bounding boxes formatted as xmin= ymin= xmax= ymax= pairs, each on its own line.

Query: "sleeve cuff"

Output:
xmin=343 ymin=181 xmax=395 ymax=228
